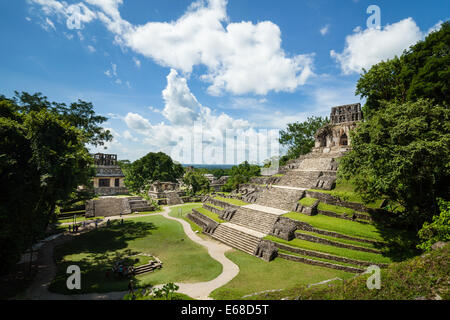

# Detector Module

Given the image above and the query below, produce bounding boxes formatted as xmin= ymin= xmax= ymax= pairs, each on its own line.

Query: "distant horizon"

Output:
xmin=182 ymin=164 xmax=236 ymax=169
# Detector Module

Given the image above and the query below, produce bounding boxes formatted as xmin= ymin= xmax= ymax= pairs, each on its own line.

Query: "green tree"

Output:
xmin=279 ymin=116 xmax=329 ymax=160
xmin=339 ymin=99 xmax=449 ymax=231
xmin=182 ymin=171 xmax=210 ymax=195
xmin=0 ymin=94 xmax=99 ymax=274
xmin=12 ymin=91 xmax=113 ymax=147
xmin=356 ymin=21 xmax=449 ymax=118
xmin=417 ymin=199 xmax=450 ymax=252
xmin=124 ymin=152 xmax=184 ymax=194
xmin=222 ymin=161 xmax=261 ymax=192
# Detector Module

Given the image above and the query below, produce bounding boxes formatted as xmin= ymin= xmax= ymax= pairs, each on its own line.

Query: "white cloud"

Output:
xmin=111 ymin=63 xmax=117 ymax=76
xmin=30 ymin=0 xmax=96 ymax=30
xmin=162 ymin=69 xmax=201 ymax=126
xmin=26 ymin=17 xmax=32 ymax=21
xmin=426 ymin=20 xmax=443 ymax=36
xmin=104 ymin=70 xmax=112 ymax=77
xmin=87 ymin=45 xmax=96 ymax=52
xmin=30 ymin=0 xmax=315 ymax=96
xmin=122 ymin=70 xmax=280 ymax=164
xmin=43 ymin=17 xmax=56 ymax=31
xmin=148 ymin=106 xmax=161 ymax=113
xmin=124 ymin=112 xmax=152 ymax=135
xmin=331 ymin=18 xmax=423 ymax=74
xmin=320 ymin=24 xmax=330 ymax=36
xmin=133 ymin=57 xmax=141 ymax=68
xmin=123 ymin=130 xmax=138 ymax=142
xmin=115 ymin=78 xmax=122 ymax=85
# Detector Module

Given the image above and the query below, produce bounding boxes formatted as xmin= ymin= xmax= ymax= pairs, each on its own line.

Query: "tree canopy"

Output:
xmin=356 ymin=21 xmax=449 ymax=118
xmin=341 ymin=22 xmax=450 ymax=236
xmin=222 ymin=161 xmax=261 ymax=192
xmin=124 ymin=152 xmax=184 ymax=194
xmin=182 ymin=171 xmax=211 ymax=195
xmin=0 ymin=92 xmax=108 ymax=274
xmin=279 ymin=116 xmax=329 ymax=161
xmin=340 ymin=99 xmax=449 ymax=230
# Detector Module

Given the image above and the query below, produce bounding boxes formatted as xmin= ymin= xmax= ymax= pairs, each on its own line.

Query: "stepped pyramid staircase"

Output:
xmin=191 ymin=150 xmax=388 ymax=274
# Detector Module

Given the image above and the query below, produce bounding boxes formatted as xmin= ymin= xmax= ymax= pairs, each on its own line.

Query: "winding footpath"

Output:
xmin=20 ymin=205 xmax=239 ymax=300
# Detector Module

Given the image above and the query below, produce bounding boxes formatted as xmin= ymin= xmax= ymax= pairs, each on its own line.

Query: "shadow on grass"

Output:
xmin=369 ymin=210 xmax=420 ymax=262
xmin=49 ymin=220 xmax=158 ymax=295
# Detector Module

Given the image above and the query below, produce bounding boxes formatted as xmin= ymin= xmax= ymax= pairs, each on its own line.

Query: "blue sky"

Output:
xmin=0 ymin=0 xmax=448 ymax=164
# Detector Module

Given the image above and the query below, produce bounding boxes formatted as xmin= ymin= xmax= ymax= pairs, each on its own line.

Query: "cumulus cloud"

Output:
xmin=124 ymin=112 xmax=152 ymax=135
xmin=331 ymin=18 xmax=423 ymax=74
xmin=122 ymin=70 xmax=278 ymax=164
xmin=123 ymin=130 xmax=138 ymax=142
xmin=162 ymin=69 xmax=201 ymax=126
xmin=29 ymin=0 xmax=315 ymax=96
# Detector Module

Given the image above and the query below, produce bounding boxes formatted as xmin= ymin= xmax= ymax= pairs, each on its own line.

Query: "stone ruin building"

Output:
xmin=148 ymin=181 xmax=185 ymax=205
xmin=189 ymin=103 xmax=377 ymax=273
xmin=92 ymin=153 xmax=128 ymax=196
xmin=313 ymin=103 xmax=363 ymax=153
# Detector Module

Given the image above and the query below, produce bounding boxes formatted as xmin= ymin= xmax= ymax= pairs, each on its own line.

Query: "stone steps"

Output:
xmin=134 ymin=261 xmax=162 ymax=275
xmin=128 ymin=199 xmax=152 ymax=212
xmin=277 ymin=171 xmax=323 ymax=189
xmin=255 ymin=187 xmax=304 ymax=211
xmin=229 ymin=207 xmax=280 ymax=234
xmin=211 ymin=224 xmax=262 ymax=255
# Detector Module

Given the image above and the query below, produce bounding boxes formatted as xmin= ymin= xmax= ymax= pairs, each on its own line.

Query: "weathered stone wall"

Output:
xmin=94 ymin=187 xmax=129 ymax=196
xmin=293 ymin=199 xmax=319 ymax=216
xmin=207 ymin=198 xmax=240 ymax=211
xmin=188 ymin=209 xmax=219 ymax=233
xmin=305 ymin=190 xmax=370 ymax=213
xmin=270 ymin=217 xmax=298 ymax=241
xmin=318 ymin=209 xmax=371 ymax=224
xmin=255 ymin=240 xmax=278 ymax=261
xmin=273 ymin=241 xmax=387 ymax=268
xmin=295 ymin=232 xmax=380 ymax=254
xmin=203 ymin=204 xmax=224 ymax=216
xmin=85 ymin=198 xmax=129 ymax=217
xmin=278 ymin=253 xmax=364 ymax=273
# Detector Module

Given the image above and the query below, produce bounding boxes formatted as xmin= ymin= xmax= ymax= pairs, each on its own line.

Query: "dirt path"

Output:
xmin=159 ymin=206 xmax=239 ymax=300
xmin=20 ymin=205 xmax=239 ymax=300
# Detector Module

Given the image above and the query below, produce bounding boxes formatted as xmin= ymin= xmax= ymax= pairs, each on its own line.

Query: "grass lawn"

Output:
xmin=283 ymin=212 xmax=384 ymax=241
xmin=205 ymin=203 xmax=224 ymax=211
xmin=213 ymin=196 xmax=249 ymax=207
xmin=196 ymin=208 xmax=226 ymax=224
xmin=277 ymin=249 xmax=362 ymax=269
xmin=308 ymin=180 xmax=383 ymax=209
xmin=49 ymin=214 xmax=222 ymax=294
xmin=299 ymin=197 xmax=318 ymax=207
xmin=251 ymin=244 xmax=450 ymax=300
xmin=297 ymin=230 xmax=378 ymax=250
xmin=266 ymin=236 xmax=392 ymax=264
xmin=209 ymin=250 xmax=354 ymax=300
xmin=168 ymin=203 xmax=204 ymax=234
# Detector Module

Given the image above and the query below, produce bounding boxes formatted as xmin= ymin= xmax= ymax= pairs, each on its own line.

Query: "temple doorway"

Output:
xmin=340 ymin=133 xmax=348 ymax=146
